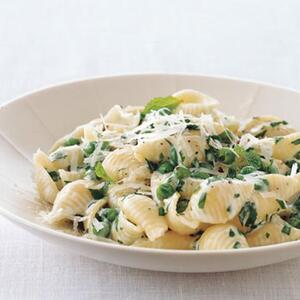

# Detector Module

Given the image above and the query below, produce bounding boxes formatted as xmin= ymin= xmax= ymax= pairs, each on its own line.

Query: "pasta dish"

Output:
xmin=33 ymin=89 xmax=300 ymax=250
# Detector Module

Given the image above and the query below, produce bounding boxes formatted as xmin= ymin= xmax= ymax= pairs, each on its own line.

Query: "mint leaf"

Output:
xmin=142 ymin=96 xmax=181 ymax=118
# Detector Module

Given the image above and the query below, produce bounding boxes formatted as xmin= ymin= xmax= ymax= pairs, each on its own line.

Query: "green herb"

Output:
xmin=175 ymin=166 xmax=190 ymax=179
xmin=198 ymin=192 xmax=207 ymax=209
xmin=292 ymin=138 xmax=300 ymax=145
xmin=294 ymin=151 xmax=300 ymax=160
xmin=244 ymin=149 xmax=262 ymax=169
xmin=186 ymin=124 xmax=199 ymax=130
xmin=94 ymin=161 xmax=113 ymax=182
xmin=229 ymin=229 xmax=235 ymax=237
xmin=287 ymin=213 xmax=300 ymax=229
xmin=190 ymin=170 xmax=210 ymax=179
xmin=49 ymin=151 xmax=67 ymax=161
xmin=158 ymin=207 xmax=166 ymax=216
xmin=293 ymin=197 xmax=300 ymax=211
xmin=158 ymin=161 xmax=174 ymax=174
xmin=235 ymin=145 xmax=262 ymax=169
xmin=254 ymin=178 xmax=269 ymax=191
xmin=276 ymin=199 xmax=286 ymax=209
xmin=89 ymin=182 xmax=109 ymax=200
xmin=218 ymin=147 xmax=237 ymax=165
xmin=179 ymin=151 xmax=185 ymax=164
xmin=239 ymin=201 xmax=257 ymax=228
xmin=218 ymin=130 xmax=235 ymax=145
xmin=275 ymin=136 xmax=284 ymax=144
xmin=270 ymin=120 xmax=288 ymax=127
xmin=227 ymin=167 xmax=237 ymax=178
xmin=255 ymin=129 xmax=267 ymax=138
xmin=156 ymin=183 xmax=175 ymax=200
xmin=227 ymin=205 xmax=232 ymax=213
xmin=281 ymin=224 xmax=291 ymax=235
xmin=145 ymin=159 xmax=158 ymax=173
xmin=170 ymin=145 xmax=178 ymax=166
xmin=265 ymin=232 xmax=270 ymax=238
xmin=240 ymin=166 xmax=256 ymax=175
xmin=233 ymin=241 xmax=241 ymax=249
xmin=263 ymin=161 xmax=279 ymax=174
xmin=64 ymin=137 xmax=81 ymax=147
xmin=101 ymin=141 xmax=111 ymax=151
xmin=234 ymin=193 xmax=240 ymax=198
xmin=176 ymin=199 xmax=189 ymax=214
xmin=84 ymin=141 xmax=97 ymax=156
xmin=141 ymin=96 xmax=181 ymax=118
xmin=48 ymin=170 xmax=60 ymax=182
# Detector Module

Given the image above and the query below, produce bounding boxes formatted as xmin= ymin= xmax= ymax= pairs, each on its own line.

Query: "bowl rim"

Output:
xmin=1 ymin=72 xmax=300 ymax=256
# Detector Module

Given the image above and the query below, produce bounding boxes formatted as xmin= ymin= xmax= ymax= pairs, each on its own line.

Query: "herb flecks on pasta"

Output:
xmin=34 ymin=89 xmax=300 ymax=250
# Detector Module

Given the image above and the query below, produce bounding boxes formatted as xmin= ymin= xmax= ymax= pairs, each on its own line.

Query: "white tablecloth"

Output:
xmin=1 ymin=1 xmax=300 ymax=299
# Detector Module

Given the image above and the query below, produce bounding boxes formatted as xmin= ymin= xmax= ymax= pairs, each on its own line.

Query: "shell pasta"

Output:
xmin=34 ymin=89 xmax=300 ymax=250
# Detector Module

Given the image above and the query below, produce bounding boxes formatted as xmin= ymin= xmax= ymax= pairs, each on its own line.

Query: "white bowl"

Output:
xmin=1 ymin=74 xmax=300 ymax=273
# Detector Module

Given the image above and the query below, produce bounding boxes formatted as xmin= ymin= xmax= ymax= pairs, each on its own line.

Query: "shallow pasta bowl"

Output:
xmin=1 ymin=73 xmax=300 ymax=273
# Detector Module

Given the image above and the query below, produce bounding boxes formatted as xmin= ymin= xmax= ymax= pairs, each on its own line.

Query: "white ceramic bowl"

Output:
xmin=1 ymin=74 xmax=300 ymax=273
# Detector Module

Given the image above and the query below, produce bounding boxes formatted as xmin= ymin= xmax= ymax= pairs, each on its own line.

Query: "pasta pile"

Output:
xmin=34 ymin=89 xmax=300 ymax=250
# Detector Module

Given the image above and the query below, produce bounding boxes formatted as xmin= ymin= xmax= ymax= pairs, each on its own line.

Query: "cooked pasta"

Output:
xmin=34 ymin=89 xmax=300 ymax=250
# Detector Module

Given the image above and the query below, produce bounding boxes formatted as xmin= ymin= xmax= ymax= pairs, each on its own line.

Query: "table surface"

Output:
xmin=1 ymin=1 xmax=300 ymax=299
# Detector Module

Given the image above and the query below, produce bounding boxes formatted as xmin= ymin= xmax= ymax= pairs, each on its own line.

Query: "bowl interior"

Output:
xmin=0 ymin=74 xmax=300 ymax=226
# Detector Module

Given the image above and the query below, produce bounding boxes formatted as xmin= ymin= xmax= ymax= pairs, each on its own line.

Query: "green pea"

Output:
xmin=101 ymin=208 xmax=119 ymax=222
xmin=92 ymin=219 xmax=111 ymax=237
xmin=156 ymin=183 xmax=175 ymax=200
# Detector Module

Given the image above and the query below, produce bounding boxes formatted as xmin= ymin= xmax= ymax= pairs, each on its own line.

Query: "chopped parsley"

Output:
xmin=276 ymin=199 xmax=286 ymax=209
xmin=218 ymin=147 xmax=237 ymax=165
xmin=274 ymin=136 xmax=284 ymax=144
xmin=233 ymin=241 xmax=241 ymax=249
xmin=176 ymin=199 xmax=189 ymax=214
xmin=240 ymin=166 xmax=256 ymax=175
xmin=174 ymin=166 xmax=190 ymax=179
xmin=270 ymin=120 xmax=288 ymax=127
xmin=63 ymin=137 xmax=81 ymax=147
xmin=158 ymin=207 xmax=166 ymax=216
xmin=234 ymin=193 xmax=240 ymax=198
xmin=265 ymin=232 xmax=270 ymax=238
xmin=48 ymin=170 xmax=60 ymax=182
xmin=156 ymin=183 xmax=175 ymax=200
xmin=198 ymin=192 xmax=207 ymax=209
xmin=170 ymin=145 xmax=178 ymax=166
xmin=190 ymin=170 xmax=210 ymax=179
xmin=291 ymin=138 xmax=300 ymax=145
xmin=254 ymin=178 xmax=269 ymax=192
xmin=145 ymin=159 xmax=158 ymax=173
xmin=255 ymin=129 xmax=267 ymax=138
xmin=229 ymin=229 xmax=235 ymax=237
xmin=158 ymin=161 xmax=174 ymax=174
xmin=239 ymin=201 xmax=257 ymax=228
xmin=281 ymin=224 xmax=291 ymax=235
